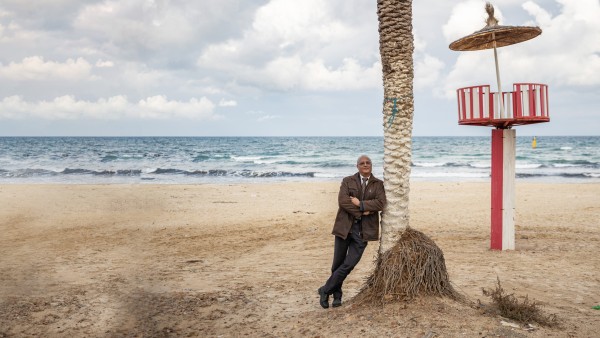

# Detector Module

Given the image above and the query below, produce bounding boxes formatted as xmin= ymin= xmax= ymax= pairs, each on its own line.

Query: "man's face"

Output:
xmin=356 ymin=157 xmax=372 ymax=176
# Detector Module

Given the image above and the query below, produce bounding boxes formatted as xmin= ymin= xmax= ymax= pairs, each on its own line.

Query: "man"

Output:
xmin=318 ymin=155 xmax=386 ymax=308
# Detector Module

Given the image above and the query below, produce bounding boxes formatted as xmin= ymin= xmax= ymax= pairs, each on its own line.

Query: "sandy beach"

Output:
xmin=0 ymin=182 xmax=599 ymax=337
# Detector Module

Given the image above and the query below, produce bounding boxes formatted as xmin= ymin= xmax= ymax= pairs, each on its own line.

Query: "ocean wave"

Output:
xmin=559 ymin=173 xmax=600 ymax=178
xmin=100 ymin=153 xmax=161 ymax=162
xmin=234 ymin=171 xmax=315 ymax=178
xmin=411 ymin=171 xmax=490 ymax=178
xmin=411 ymin=160 xmax=596 ymax=170
xmin=318 ymin=162 xmax=348 ymax=168
xmin=186 ymin=170 xmax=228 ymax=176
xmin=192 ymin=155 xmax=211 ymax=162
xmin=0 ymin=168 xmax=144 ymax=177
xmin=8 ymin=168 xmax=59 ymax=177
xmin=516 ymin=163 xmax=543 ymax=169
xmin=515 ymin=172 xmax=599 ymax=179
xmin=152 ymin=168 xmax=187 ymax=175
xmin=145 ymin=168 xmax=315 ymax=178
xmin=314 ymin=172 xmax=338 ymax=178
xmin=63 ymin=168 xmax=142 ymax=176
xmin=412 ymin=162 xmax=489 ymax=169
xmin=550 ymin=160 xmax=598 ymax=168
xmin=468 ymin=162 xmax=490 ymax=169
xmin=100 ymin=155 xmax=119 ymax=162
xmin=516 ymin=173 xmax=547 ymax=178
xmin=231 ymin=156 xmax=262 ymax=162
xmin=412 ymin=172 xmax=489 ymax=178
xmin=114 ymin=169 xmax=142 ymax=176
xmin=412 ymin=162 xmax=448 ymax=168
xmin=253 ymin=159 xmax=280 ymax=164
xmin=0 ymin=167 xmax=317 ymax=178
xmin=62 ymin=168 xmax=96 ymax=175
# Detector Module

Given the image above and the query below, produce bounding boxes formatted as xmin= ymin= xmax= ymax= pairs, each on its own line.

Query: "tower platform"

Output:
xmin=456 ymin=83 xmax=549 ymax=128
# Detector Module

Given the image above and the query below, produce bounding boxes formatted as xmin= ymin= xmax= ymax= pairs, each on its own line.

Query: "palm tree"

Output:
xmin=354 ymin=0 xmax=460 ymax=304
xmin=378 ymin=0 xmax=415 ymax=255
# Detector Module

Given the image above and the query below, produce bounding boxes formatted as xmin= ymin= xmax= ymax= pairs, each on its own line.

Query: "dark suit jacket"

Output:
xmin=331 ymin=172 xmax=386 ymax=241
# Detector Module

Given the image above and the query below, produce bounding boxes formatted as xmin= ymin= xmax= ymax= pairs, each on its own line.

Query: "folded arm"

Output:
xmin=338 ymin=180 xmax=363 ymax=218
xmin=359 ymin=183 xmax=386 ymax=212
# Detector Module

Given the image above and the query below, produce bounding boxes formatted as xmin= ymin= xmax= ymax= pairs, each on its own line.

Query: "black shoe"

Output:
xmin=332 ymin=290 xmax=343 ymax=308
xmin=318 ymin=287 xmax=329 ymax=309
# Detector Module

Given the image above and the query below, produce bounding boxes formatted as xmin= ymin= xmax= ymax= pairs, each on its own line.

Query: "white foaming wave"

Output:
xmin=412 ymin=172 xmax=489 ymax=178
xmin=553 ymin=163 xmax=577 ymax=168
xmin=560 ymin=147 xmax=573 ymax=150
xmin=516 ymin=163 xmax=543 ymax=169
xmin=469 ymin=162 xmax=490 ymax=168
xmin=254 ymin=159 xmax=278 ymax=164
xmin=39 ymin=166 xmax=65 ymax=173
xmin=413 ymin=162 xmax=447 ymax=167
xmin=314 ymin=172 xmax=338 ymax=178
xmin=231 ymin=156 xmax=262 ymax=162
xmin=121 ymin=154 xmax=145 ymax=159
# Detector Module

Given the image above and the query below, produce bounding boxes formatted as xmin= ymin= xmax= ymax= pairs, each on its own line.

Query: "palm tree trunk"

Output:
xmin=377 ymin=0 xmax=415 ymax=255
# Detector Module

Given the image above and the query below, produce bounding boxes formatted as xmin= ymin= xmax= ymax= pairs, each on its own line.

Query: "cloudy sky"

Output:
xmin=0 ymin=0 xmax=598 ymax=136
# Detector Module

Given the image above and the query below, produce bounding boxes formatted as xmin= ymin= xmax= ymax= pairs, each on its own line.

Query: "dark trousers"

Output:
xmin=322 ymin=221 xmax=368 ymax=297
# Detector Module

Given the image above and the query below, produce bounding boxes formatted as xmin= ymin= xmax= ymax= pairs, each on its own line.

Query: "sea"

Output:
xmin=0 ymin=136 xmax=598 ymax=184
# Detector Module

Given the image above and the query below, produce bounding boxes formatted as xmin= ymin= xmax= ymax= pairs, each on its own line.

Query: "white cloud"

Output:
xmin=522 ymin=1 xmax=552 ymax=26
xmin=413 ymin=30 xmax=446 ymax=91
xmin=198 ymin=86 xmax=224 ymax=95
xmin=136 ymin=96 xmax=217 ymax=119
xmin=0 ymin=13 xmax=36 ymax=42
xmin=301 ymin=58 xmax=381 ymax=91
xmin=118 ymin=63 xmax=170 ymax=89
xmin=257 ymin=114 xmax=280 ymax=122
xmin=414 ymin=55 xmax=445 ymax=90
xmin=243 ymin=109 xmax=279 ymax=122
xmin=218 ymin=99 xmax=237 ymax=107
xmin=443 ymin=0 xmax=503 ymax=43
xmin=520 ymin=0 xmax=600 ymax=86
xmin=73 ymin=1 xmax=196 ymax=51
xmin=95 ymin=59 xmax=114 ymax=68
xmin=0 ymin=95 xmax=218 ymax=120
xmin=200 ymin=54 xmax=381 ymax=92
xmin=0 ymin=56 xmax=93 ymax=80
xmin=197 ymin=0 xmax=380 ymax=92
xmin=256 ymin=56 xmax=381 ymax=91
xmin=245 ymin=110 xmax=266 ymax=115
xmin=252 ymin=0 xmax=349 ymax=48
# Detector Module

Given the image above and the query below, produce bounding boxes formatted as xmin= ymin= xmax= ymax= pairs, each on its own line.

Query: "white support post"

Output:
xmin=502 ymin=129 xmax=516 ymax=250
xmin=491 ymin=128 xmax=516 ymax=250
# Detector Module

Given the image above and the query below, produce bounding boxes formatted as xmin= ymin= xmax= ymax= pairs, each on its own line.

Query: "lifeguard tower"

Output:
xmin=449 ymin=3 xmax=550 ymax=250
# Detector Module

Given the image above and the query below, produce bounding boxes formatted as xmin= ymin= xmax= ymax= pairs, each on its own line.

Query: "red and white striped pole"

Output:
xmin=490 ymin=129 xmax=516 ymax=250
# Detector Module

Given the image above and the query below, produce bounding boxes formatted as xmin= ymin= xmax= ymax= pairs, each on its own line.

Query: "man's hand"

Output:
xmin=351 ymin=197 xmax=370 ymax=216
